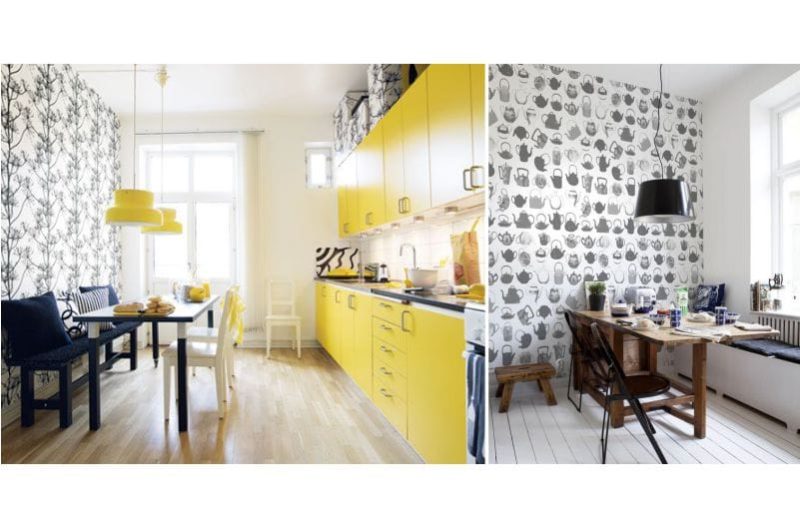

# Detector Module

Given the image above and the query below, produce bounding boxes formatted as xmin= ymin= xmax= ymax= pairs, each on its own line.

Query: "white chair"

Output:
xmin=187 ymin=285 xmax=239 ymax=387
xmin=264 ymin=280 xmax=302 ymax=359
xmin=163 ymin=288 xmax=235 ymax=420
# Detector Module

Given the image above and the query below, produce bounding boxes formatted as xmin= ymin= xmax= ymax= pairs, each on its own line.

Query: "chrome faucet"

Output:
xmin=400 ymin=243 xmax=417 ymax=269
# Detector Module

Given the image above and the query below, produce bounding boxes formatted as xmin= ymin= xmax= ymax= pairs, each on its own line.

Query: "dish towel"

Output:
xmin=220 ymin=290 xmax=246 ymax=345
xmin=671 ymin=327 xmax=732 ymax=343
xmin=466 ymin=351 xmax=485 ymax=464
xmin=734 ymin=322 xmax=773 ymax=332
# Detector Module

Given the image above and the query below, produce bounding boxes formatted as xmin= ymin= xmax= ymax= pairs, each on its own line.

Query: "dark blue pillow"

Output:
xmin=1 ymin=292 xmax=72 ymax=361
xmin=79 ymin=284 xmax=119 ymax=305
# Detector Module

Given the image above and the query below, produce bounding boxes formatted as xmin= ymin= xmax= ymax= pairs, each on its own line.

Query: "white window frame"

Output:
xmin=142 ymin=142 xmax=238 ymax=287
xmin=305 ymin=142 xmax=333 ymax=188
xmin=772 ymin=95 xmax=800 ymax=285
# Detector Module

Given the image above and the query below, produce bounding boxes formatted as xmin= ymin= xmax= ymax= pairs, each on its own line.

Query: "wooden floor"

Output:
xmin=1 ymin=347 xmax=421 ymax=464
xmin=490 ymin=379 xmax=800 ymax=464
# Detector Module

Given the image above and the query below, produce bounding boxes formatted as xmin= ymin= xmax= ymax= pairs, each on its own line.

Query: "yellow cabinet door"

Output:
xmin=402 ymin=71 xmax=431 ymax=216
xmin=315 ymin=282 xmax=328 ymax=350
xmin=382 ymin=104 xmax=405 ymax=223
xmin=356 ymin=121 xmax=385 ymax=230
xmin=337 ymin=154 xmax=357 ymax=237
xmin=427 ymin=64 xmax=474 ymax=207
xmin=403 ymin=306 xmax=467 ymax=464
xmin=469 ymin=64 xmax=486 ymax=190
xmin=340 ymin=291 xmax=355 ymax=374
xmin=351 ymin=292 xmax=373 ymax=395
xmin=328 ymin=286 xmax=345 ymax=365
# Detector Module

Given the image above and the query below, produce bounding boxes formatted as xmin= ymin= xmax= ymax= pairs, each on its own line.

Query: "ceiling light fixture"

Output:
xmin=444 ymin=206 xmax=459 ymax=215
xmin=633 ymin=64 xmax=694 ymax=224
xmin=105 ymin=64 xmax=163 ymax=227
xmin=142 ymin=66 xmax=183 ymax=235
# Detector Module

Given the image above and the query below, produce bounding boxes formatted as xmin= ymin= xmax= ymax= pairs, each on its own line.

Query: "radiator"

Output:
xmin=755 ymin=313 xmax=800 ymax=346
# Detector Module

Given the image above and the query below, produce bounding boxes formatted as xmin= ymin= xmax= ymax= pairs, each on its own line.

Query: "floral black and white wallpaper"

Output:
xmin=1 ymin=64 xmax=121 ymax=413
xmin=487 ymin=64 xmax=704 ymax=374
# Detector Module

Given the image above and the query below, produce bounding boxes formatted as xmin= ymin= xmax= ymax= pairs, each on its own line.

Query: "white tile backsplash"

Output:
xmin=359 ymin=211 xmax=486 ymax=286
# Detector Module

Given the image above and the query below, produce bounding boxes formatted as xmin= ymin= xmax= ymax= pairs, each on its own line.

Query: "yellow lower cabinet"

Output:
xmin=328 ymin=287 xmax=345 ymax=365
xmin=351 ymin=292 xmax=373 ymax=394
xmin=404 ymin=306 xmax=467 ymax=464
xmin=339 ymin=292 xmax=356 ymax=374
xmin=373 ymin=368 xmax=407 ymax=437
xmin=315 ymin=282 xmax=329 ymax=350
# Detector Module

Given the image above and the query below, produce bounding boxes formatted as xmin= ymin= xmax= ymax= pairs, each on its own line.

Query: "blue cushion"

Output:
xmin=693 ymin=283 xmax=725 ymax=312
xmin=7 ymin=342 xmax=87 ymax=369
xmin=79 ymin=284 xmax=120 ymax=305
xmin=773 ymin=347 xmax=800 ymax=365
xmin=733 ymin=339 xmax=782 ymax=357
xmin=1 ymin=292 xmax=73 ymax=361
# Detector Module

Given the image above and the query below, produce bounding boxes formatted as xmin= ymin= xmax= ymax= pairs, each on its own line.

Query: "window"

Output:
xmin=305 ymin=145 xmax=332 ymax=188
xmin=143 ymin=143 xmax=237 ymax=284
xmin=774 ymin=98 xmax=800 ymax=300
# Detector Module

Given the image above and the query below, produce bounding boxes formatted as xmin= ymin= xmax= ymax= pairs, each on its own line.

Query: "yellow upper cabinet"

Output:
xmin=404 ymin=305 xmax=467 ymax=464
xmin=427 ymin=64 xmax=477 ymax=206
xmin=469 ymin=64 xmax=486 ymax=190
xmin=401 ymin=71 xmax=432 ymax=217
xmin=336 ymin=154 xmax=357 ymax=238
xmin=382 ymin=104 xmax=405 ymax=223
xmin=356 ymin=120 xmax=385 ymax=231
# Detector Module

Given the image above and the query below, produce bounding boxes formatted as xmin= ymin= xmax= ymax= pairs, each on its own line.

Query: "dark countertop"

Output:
xmin=314 ymin=277 xmax=472 ymax=313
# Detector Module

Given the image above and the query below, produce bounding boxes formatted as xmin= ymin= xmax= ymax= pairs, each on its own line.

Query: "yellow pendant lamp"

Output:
xmin=142 ymin=66 xmax=183 ymax=235
xmin=106 ymin=64 xmax=162 ymax=227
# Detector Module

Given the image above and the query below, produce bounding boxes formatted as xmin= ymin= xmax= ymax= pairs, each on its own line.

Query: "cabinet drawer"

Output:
xmin=372 ymin=317 xmax=405 ymax=350
xmin=373 ymin=337 xmax=407 ymax=375
xmin=374 ymin=359 xmax=407 ymax=401
xmin=373 ymin=378 xmax=407 ymax=437
xmin=372 ymin=297 xmax=404 ymax=327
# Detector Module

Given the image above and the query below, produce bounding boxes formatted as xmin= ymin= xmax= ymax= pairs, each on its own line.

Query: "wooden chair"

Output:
xmin=163 ymin=288 xmax=235 ymax=420
xmin=494 ymin=362 xmax=557 ymax=413
xmin=590 ymin=323 xmax=668 ymax=464
xmin=187 ymin=285 xmax=239 ymax=388
xmin=264 ymin=280 xmax=302 ymax=359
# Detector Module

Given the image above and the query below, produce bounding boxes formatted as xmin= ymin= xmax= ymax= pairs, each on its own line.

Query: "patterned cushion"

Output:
xmin=72 ymin=288 xmax=113 ymax=332
xmin=79 ymin=284 xmax=120 ymax=305
xmin=693 ymin=283 xmax=725 ymax=312
xmin=1 ymin=292 xmax=73 ymax=361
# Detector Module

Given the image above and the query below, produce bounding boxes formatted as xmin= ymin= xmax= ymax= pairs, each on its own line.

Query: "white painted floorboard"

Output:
xmin=490 ymin=381 xmax=800 ymax=464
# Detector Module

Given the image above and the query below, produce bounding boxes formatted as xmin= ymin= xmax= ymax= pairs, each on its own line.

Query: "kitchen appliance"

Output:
xmin=634 ymin=287 xmax=656 ymax=313
xmin=364 ymin=262 xmax=390 ymax=282
xmin=463 ymin=302 xmax=486 ymax=464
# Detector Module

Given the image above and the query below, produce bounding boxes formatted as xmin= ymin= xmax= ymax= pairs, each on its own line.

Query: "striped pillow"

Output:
xmin=73 ymin=288 xmax=113 ymax=332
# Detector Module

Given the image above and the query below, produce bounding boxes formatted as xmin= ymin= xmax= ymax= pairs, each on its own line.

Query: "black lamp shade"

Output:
xmin=633 ymin=179 xmax=694 ymax=223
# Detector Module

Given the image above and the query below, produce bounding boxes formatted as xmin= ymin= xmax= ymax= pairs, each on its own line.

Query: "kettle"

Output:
xmin=377 ymin=264 xmax=390 ymax=283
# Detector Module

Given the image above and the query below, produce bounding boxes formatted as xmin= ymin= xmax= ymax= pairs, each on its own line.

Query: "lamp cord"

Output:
xmin=654 ymin=64 xmax=666 ymax=179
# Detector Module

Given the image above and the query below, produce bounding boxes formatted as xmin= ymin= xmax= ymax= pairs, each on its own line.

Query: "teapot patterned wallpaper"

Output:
xmin=487 ymin=64 xmax=704 ymax=375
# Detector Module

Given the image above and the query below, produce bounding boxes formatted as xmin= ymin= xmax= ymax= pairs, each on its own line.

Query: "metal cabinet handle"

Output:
xmin=379 ymin=388 xmax=392 ymax=398
xmin=379 ymin=302 xmax=392 ymax=309
xmin=380 ymin=324 xmax=392 ymax=331
xmin=365 ymin=212 xmax=373 ymax=226
xmin=379 ymin=366 xmax=392 ymax=375
xmin=397 ymin=197 xmax=403 ymax=214
xmin=343 ymin=222 xmax=350 ymax=234
xmin=379 ymin=345 xmax=389 ymax=353
xmin=403 ymin=196 xmax=411 ymax=213
xmin=462 ymin=168 xmax=473 ymax=191
xmin=335 ymin=290 xmax=341 ymax=302
xmin=348 ymin=294 xmax=355 ymax=310
xmin=469 ymin=165 xmax=485 ymax=189
xmin=401 ymin=310 xmax=410 ymax=332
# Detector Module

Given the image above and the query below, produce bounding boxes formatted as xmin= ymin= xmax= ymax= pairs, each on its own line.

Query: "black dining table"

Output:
xmin=73 ymin=295 xmax=219 ymax=433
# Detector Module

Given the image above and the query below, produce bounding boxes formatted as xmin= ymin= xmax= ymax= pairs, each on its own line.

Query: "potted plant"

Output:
xmin=587 ymin=281 xmax=607 ymax=311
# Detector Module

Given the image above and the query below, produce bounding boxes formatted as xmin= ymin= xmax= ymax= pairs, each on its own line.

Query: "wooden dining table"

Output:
xmin=73 ymin=295 xmax=219 ymax=433
xmin=571 ymin=311 xmax=779 ymax=438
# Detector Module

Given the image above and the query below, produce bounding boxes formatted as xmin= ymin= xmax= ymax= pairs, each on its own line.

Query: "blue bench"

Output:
xmin=732 ymin=339 xmax=800 ymax=365
xmin=2 ymin=291 xmax=141 ymax=429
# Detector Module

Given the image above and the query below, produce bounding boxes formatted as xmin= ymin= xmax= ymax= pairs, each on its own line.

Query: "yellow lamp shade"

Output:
xmin=141 ymin=207 xmax=183 ymax=235
xmin=105 ymin=189 xmax=163 ymax=226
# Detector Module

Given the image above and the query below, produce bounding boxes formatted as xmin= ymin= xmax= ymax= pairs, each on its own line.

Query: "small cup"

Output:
xmin=715 ymin=306 xmax=728 ymax=326
xmin=669 ymin=308 xmax=682 ymax=328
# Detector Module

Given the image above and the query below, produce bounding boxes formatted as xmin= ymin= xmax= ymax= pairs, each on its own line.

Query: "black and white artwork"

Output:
xmin=315 ymin=246 xmax=360 ymax=277
xmin=487 ymin=64 xmax=704 ymax=375
xmin=1 ymin=64 xmax=121 ymax=413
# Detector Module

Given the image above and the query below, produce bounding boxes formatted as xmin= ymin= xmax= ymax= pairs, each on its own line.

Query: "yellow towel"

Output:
xmin=220 ymin=290 xmax=246 ymax=345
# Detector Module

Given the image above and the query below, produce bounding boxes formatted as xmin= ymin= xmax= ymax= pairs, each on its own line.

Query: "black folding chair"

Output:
xmin=590 ymin=323 xmax=668 ymax=464
xmin=563 ymin=309 xmax=611 ymax=412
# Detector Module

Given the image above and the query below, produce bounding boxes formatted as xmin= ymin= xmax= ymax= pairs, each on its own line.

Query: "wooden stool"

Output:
xmin=495 ymin=363 xmax=557 ymax=413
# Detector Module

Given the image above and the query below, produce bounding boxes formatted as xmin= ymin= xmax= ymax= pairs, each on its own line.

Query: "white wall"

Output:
xmin=118 ymin=111 xmax=337 ymax=346
xmin=702 ymin=65 xmax=800 ymax=316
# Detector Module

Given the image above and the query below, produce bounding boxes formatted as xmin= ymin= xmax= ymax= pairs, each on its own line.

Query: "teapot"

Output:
xmin=532 ymin=128 xmax=548 ymax=148
xmin=594 ymin=217 xmax=610 ymax=233
xmin=565 ymin=121 xmax=582 ymax=140
xmin=534 ymin=173 xmax=548 ymax=189
xmin=566 ymin=165 xmax=579 ymax=186
xmin=583 ymin=267 xmax=594 ymax=283
xmin=534 ymin=322 xmax=549 ymax=340
xmin=498 ymin=233 xmax=514 ymax=248
xmin=500 ymin=345 xmax=515 ymax=367
xmin=567 ymin=271 xmax=582 ymax=285
xmin=534 ymin=214 xmax=549 ymax=230
xmin=625 ymin=244 xmax=638 ymax=261
xmin=512 ymin=126 xmax=529 ymax=140
xmin=584 ymin=252 xmax=596 ymax=264
xmin=549 ymin=212 xmax=563 ymax=230
xmin=618 ymin=126 xmax=636 ymax=142
xmin=625 ymin=108 xmax=636 ymax=125
xmin=497 ymin=163 xmax=512 ymax=184
xmin=500 ymin=265 xmax=514 ymax=284
xmin=514 ymin=167 xmax=530 ymax=186
xmin=516 ymin=331 xmax=532 ymax=349
xmin=537 ymin=305 xmax=552 ymax=318
xmin=611 ymin=109 xmax=624 ymax=123
xmin=516 ymin=270 xmax=532 ymax=284
xmin=503 ymin=106 xmax=518 ymax=123
xmin=501 ymin=287 xmax=523 ymax=304
xmin=554 ymin=262 xmax=565 ymax=284
xmin=534 ymin=94 xmax=549 ymax=108
xmin=513 ymin=212 xmax=533 ymax=229
xmin=517 ymin=143 xmax=533 ymax=162
xmin=541 ymin=112 xmax=562 ymax=130
xmin=511 ymin=193 xmax=527 ymax=208
xmin=496 ymin=214 xmax=512 ymax=227
xmin=550 ymin=168 xmax=563 ymax=189
xmin=596 ymin=154 xmax=610 ymax=172
xmin=548 ymin=76 xmax=562 ymax=90
xmin=567 ymin=253 xmax=581 ymax=268
xmin=564 ymin=102 xmax=579 ymax=115
xmin=529 ymin=193 xmax=546 ymax=209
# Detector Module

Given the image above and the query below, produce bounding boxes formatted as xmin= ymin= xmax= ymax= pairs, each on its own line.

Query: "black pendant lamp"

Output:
xmin=633 ymin=65 xmax=695 ymax=224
